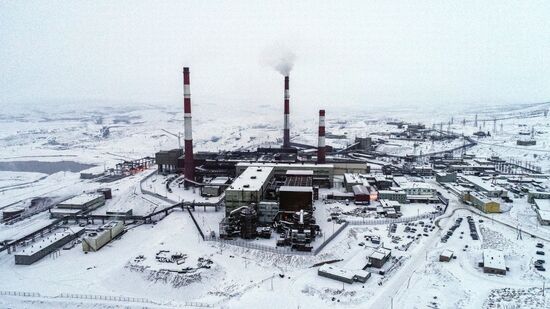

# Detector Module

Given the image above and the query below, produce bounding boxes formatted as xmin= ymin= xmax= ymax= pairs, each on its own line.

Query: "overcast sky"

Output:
xmin=1 ymin=1 xmax=549 ymax=113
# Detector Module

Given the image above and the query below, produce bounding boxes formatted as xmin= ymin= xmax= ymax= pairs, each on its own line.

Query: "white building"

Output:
xmin=482 ymin=249 xmax=507 ymax=275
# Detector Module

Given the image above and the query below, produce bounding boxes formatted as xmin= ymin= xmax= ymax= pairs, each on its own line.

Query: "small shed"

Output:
xmin=439 ymin=249 xmax=454 ymax=262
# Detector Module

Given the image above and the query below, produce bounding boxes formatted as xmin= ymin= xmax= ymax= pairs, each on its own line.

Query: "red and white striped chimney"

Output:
xmin=183 ymin=67 xmax=194 ymax=181
xmin=318 ymin=109 xmax=326 ymax=164
xmin=283 ymin=75 xmax=290 ymax=148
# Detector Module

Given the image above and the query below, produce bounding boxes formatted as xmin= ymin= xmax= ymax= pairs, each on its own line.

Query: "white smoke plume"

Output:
xmin=261 ymin=46 xmax=296 ymax=76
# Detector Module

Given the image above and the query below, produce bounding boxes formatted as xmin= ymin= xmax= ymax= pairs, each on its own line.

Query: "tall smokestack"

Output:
xmin=318 ymin=109 xmax=326 ymax=164
xmin=283 ymin=75 xmax=290 ymax=148
xmin=183 ymin=67 xmax=194 ymax=181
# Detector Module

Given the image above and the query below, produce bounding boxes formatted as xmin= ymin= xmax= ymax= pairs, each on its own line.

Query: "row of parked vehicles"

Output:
xmin=535 ymin=243 xmax=546 ymax=271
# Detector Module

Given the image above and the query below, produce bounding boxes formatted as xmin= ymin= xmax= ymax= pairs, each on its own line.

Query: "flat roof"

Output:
xmin=236 ymin=162 xmax=334 ymax=169
xmin=50 ymin=208 xmax=83 ymax=214
xmin=279 ymin=186 xmax=313 ymax=193
xmin=536 ymin=209 xmax=550 ymax=221
xmin=352 ymin=185 xmax=370 ymax=195
xmin=344 ymin=173 xmax=362 ymax=184
xmin=18 ymin=228 xmax=84 ymax=255
xmin=286 ymin=170 xmax=314 ymax=176
xmin=441 ymin=249 xmax=454 ymax=258
xmin=369 ymin=248 xmax=391 ymax=260
xmin=462 ymin=175 xmax=503 ymax=193
xmin=380 ymin=199 xmax=400 ymax=207
xmin=228 ymin=166 xmax=274 ymax=191
xmin=470 ymin=192 xmax=496 ymax=204
xmin=483 ymin=249 xmax=506 ymax=271
xmin=535 ymin=199 xmax=550 ymax=212
xmin=378 ymin=190 xmax=406 ymax=195
xmin=59 ymin=193 xmax=104 ymax=206
xmin=318 ymin=264 xmax=355 ymax=281
xmin=210 ymin=177 xmax=230 ymax=185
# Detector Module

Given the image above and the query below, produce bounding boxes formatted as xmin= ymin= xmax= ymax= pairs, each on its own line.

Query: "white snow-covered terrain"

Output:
xmin=1 ymin=102 xmax=550 ymax=309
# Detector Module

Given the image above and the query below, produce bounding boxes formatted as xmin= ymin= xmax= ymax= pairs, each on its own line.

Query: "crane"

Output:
xmin=161 ymin=129 xmax=182 ymax=149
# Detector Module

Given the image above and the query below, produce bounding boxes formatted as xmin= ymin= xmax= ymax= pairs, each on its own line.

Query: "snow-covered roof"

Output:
xmin=378 ymin=189 xmax=406 ymax=194
xmin=401 ymin=182 xmax=433 ymax=190
xmin=50 ymin=208 xmax=83 ymax=214
xmin=59 ymin=193 xmax=104 ymax=206
xmin=380 ymin=199 xmax=400 ymax=208
xmin=228 ymin=166 xmax=274 ymax=191
xmin=441 ymin=249 xmax=454 ymax=258
xmin=462 ymin=175 xmax=503 ymax=193
xmin=210 ymin=177 xmax=230 ymax=185
xmin=318 ymin=264 xmax=355 ymax=281
xmin=483 ymin=249 xmax=506 ymax=271
xmin=236 ymin=162 xmax=334 ymax=169
xmin=470 ymin=192 xmax=496 ymax=204
xmin=279 ymin=186 xmax=313 ymax=193
xmin=352 ymin=185 xmax=370 ymax=195
xmin=369 ymin=248 xmax=391 ymax=261
xmin=534 ymin=199 xmax=550 ymax=212
xmin=344 ymin=173 xmax=362 ymax=184
xmin=537 ymin=209 xmax=550 ymax=221
xmin=286 ymin=170 xmax=314 ymax=176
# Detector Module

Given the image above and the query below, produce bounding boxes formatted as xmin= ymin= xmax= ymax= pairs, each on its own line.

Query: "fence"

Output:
xmin=0 ymin=291 xmax=40 ymax=297
xmin=206 ymin=237 xmax=314 ymax=256
xmin=0 ymin=290 xmax=212 ymax=308
xmin=313 ymin=222 xmax=349 ymax=255
xmin=345 ymin=212 xmax=441 ymax=226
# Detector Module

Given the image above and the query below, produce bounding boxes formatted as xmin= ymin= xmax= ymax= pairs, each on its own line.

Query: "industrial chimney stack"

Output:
xmin=183 ymin=67 xmax=194 ymax=181
xmin=283 ymin=75 xmax=290 ymax=148
xmin=318 ymin=109 xmax=326 ymax=164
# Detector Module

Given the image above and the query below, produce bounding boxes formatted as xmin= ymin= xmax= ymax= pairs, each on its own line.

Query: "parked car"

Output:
xmin=536 ymin=243 xmax=544 ymax=248
xmin=536 ymin=251 xmax=545 ymax=255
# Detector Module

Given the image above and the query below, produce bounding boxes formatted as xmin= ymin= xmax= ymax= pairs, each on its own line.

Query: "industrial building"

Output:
xmin=155 ymin=149 xmax=183 ymax=173
xmin=463 ymin=191 xmax=501 ymax=213
xmin=235 ymin=162 xmax=333 ymax=187
xmin=436 ymin=172 xmax=457 ymax=183
xmin=279 ymin=186 xmax=313 ymax=212
xmin=528 ymin=191 xmax=550 ymax=203
xmin=378 ymin=189 xmax=407 ymax=203
xmin=318 ymin=264 xmax=371 ymax=284
xmin=352 ymin=185 xmax=371 ymax=205
xmin=49 ymin=193 xmax=106 ymax=218
xmin=461 ymin=175 xmax=507 ymax=198
xmin=482 ymin=249 xmax=507 ymax=275
xmin=82 ymin=221 xmax=124 ymax=252
xmin=2 ymin=206 xmax=25 ymax=221
xmin=224 ymin=166 xmax=274 ymax=215
xmin=534 ymin=199 xmax=550 ymax=226
xmin=201 ymin=177 xmax=230 ymax=197
xmin=368 ymin=248 xmax=391 ymax=268
xmin=257 ymin=201 xmax=279 ymax=224
xmin=344 ymin=173 xmax=363 ymax=192
xmin=15 ymin=228 xmax=85 ymax=265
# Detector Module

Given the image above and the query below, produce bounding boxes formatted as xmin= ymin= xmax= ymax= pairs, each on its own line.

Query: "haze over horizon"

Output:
xmin=1 ymin=1 xmax=549 ymax=112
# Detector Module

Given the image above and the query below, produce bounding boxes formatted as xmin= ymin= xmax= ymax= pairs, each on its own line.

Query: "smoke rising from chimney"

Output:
xmin=261 ymin=47 xmax=296 ymax=76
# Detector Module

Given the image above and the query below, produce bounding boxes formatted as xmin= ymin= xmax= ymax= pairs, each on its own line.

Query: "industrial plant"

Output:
xmin=0 ymin=64 xmax=549 ymax=309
